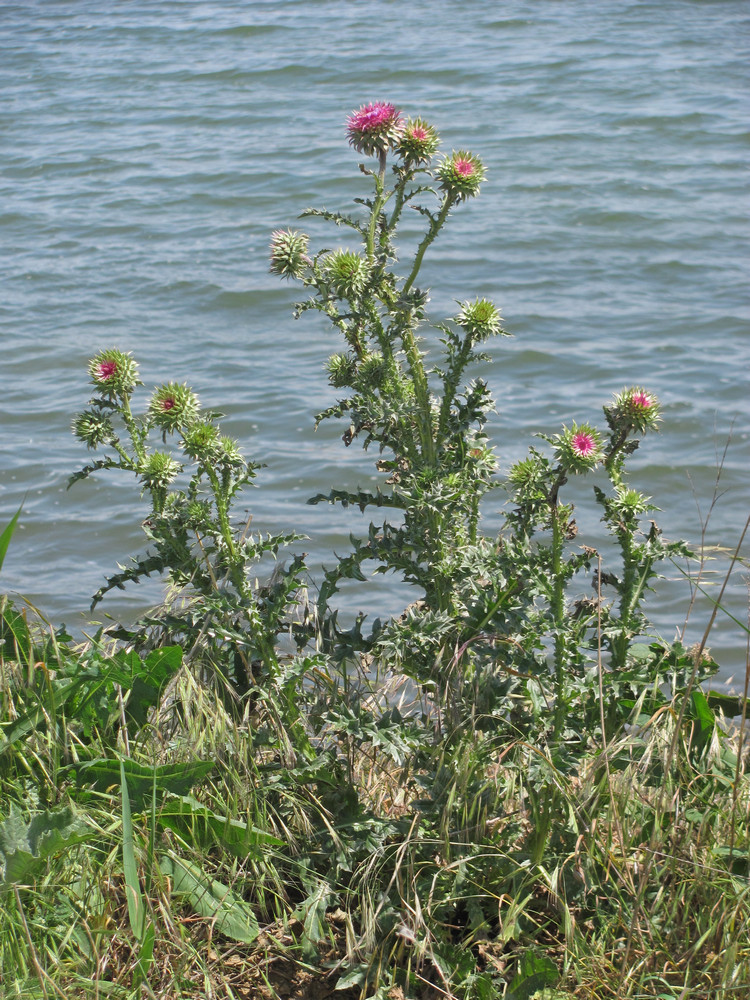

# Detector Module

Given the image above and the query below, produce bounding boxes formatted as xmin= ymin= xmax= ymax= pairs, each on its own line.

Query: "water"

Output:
xmin=1 ymin=1 xmax=748 ymax=681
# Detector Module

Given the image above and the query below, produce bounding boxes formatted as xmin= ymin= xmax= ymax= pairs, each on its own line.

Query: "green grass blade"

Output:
xmin=0 ymin=500 xmax=24 ymax=573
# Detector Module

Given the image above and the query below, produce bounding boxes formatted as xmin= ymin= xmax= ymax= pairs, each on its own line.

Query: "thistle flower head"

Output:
xmin=608 ymin=387 xmax=661 ymax=434
xmin=140 ymin=452 xmax=182 ymax=489
xmin=326 ymin=352 xmax=359 ymax=389
xmin=149 ymin=383 xmax=200 ymax=433
xmin=88 ymin=349 xmax=140 ymax=398
xmin=324 ymin=249 xmax=370 ymax=298
xmin=455 ymin=298 xmax=505 ymax=342
xmin=436 ymin=150 xmax=486 ymax=202
xmin=357 ymin=352 xmax=388 ymax=391
xmin=397 ymin=117 xmax=440 ymax=166
xmin=554 ymin=423 xmax=604 ymax=474
xmin=269 ymin=229 xmax=310 ymax=281
xmin=73 ymin=409 xmax=115 ymax=450
xmin=346 ymin=102 xmax=403 ymax=157
xmin=181 ymin=420 xmax=219 ymax=461
xmin=218 ymin=436 xmax=245 ymax=468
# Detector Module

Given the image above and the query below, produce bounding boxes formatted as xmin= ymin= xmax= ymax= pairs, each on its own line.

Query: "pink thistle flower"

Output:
xmin=630 ymin=390 xmax=652 ymax=409
xmin=160 ymin=396 xmax=176 ymax=412
xmin=454 ymin=158 xmax=475 ymax=177
xmin=88 ymin=348 xmax=140 ymax=397
xmin=397 ymin=116 xmax=440 ymax=166
xmin=571 ymin=431 xmax=596 ymax=457
xmin=436 ymin=150 xmax=486 ymax=201
xmin=554 ymin=423 xmax=603 ymax=473
xmin=346 ymin=102 xmax=403 ymax=156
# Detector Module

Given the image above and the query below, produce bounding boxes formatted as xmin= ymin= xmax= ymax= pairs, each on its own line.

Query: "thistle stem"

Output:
xmin=402 ymin=195 xmax=452 ymax=295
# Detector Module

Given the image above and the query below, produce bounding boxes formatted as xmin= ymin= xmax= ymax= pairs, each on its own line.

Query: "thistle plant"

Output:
xmin=273 ymin=103 xmax=511 ymax=678
xmin=70 ymin=350 xmax=305 ymax=700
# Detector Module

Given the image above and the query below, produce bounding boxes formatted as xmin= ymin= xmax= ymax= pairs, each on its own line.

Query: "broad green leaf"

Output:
xmin=159 ymin=854 xmax=259 ymax=944
xmin=507 ymin=948 xmax=559 ymax=1000
xmin=0 ymin=806 xmax=92 ymax=888
xmin=70 ymin=757 xmax=214 ymax=811
xmin=156 ymin=795 xmax=283 ymax=855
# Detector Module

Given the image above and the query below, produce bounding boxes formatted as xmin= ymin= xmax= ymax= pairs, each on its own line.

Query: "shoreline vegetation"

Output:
xmin=2 ymin=105 xmax=748 ymax=999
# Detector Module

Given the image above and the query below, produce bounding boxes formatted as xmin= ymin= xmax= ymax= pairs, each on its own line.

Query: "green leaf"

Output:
xmin=159 ymin=854 xmax=259 ymax=944
xmin=0 ymin=806 xmax=92 ymax=889
xmin=507 ymin=948 xmax=559 ymax=1000
xmin=156 ymin=795 xmax=283 ymax=855
xmin=120 ymin=760 xmax=147 ymax=940
xmin=0 ymin=501 xmax=24 ymax=573
xmin=70 ymin=757 xmax=214 ymax=811
xmin=690 ymin=689 xmax=716 ymax=749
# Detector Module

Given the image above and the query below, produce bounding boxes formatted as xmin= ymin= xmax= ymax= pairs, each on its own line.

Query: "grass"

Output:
xmin=1 ymin=587 xmax=748 ymax=999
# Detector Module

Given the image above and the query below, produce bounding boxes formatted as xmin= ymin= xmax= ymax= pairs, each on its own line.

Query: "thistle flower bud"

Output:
xmin=140 ymin=452 xmax=182 ymax=489
xmin=73 ymin=409 xmax=115 ymax=450
xmin=608 ymin=387 xmax=661 ymax=434
xmin=324 ymin=250 xmax=370 ymax=298
xmin=436 ymin=151 xmax=485 ymax=202
xmin=181 ymin=421 xmax=220 ymax=461
xmin=218 ymin=436 xmax=245 ymax=468
xmin=357 ymin=353 xmax=388 ymax=390
xmin=397 ymin=117 xmax=440 ymax=166
xmin=326 ymin=352 xmax=358 ymax=389
xmin=88 ymin=349 xmax=140 ymax=398
xmin=455 ymin=298 xmax=505 ymax=342
xmin=148 ymin=382 xmax=200 ymax=433
xmin=554 ymin=424 xmax=604 ymax=474
xmin=269 ymin=229 xmax=310 ymax=280
xmin=346 ymin=102 xmax=403 ymax=157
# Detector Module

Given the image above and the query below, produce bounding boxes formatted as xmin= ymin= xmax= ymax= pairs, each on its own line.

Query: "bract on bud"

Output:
xmin=554 ymin=424 xmax=604 ymax=474
xmin=73 ymin=409 xmax=115 ymax=450
xmin=455 ymin=298 xmax=505 ymax=342
xmin=269 ymin=229 xmax=310 ymax=280
xmin=140 ymin=452 xmax=182 ymax=489
xmin=436 ymin=151 xmax=485 ymax=202
xmin=181 ymin=421 xmax=219 ymax=460
xmin=346 ymin=102 xmax=403 ymax=157
xmin=326 ymin=352 xmax=359 ymax=389
xmin=149 ymin=383 xmax=200 ymax=433
xmin=88 ymin=349 xmax=140 ymax=398
xmin=397 ymin=117 xmax=440 ymax=166
xmin=608 ymin=387 xmax=661 ymax=434
xmin=324 ymin=250 xmax=370 ymax=298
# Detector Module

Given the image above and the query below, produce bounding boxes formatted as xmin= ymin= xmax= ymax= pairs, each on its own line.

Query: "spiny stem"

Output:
xmin=402 ymin=195 xmax=452 ymax=295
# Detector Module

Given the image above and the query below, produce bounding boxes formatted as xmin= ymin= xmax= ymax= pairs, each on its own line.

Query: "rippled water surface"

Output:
xmin=1 ymin=1 xmax=748 ymax=679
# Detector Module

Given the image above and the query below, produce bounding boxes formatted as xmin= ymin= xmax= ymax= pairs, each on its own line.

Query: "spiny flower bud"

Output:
xmin=149 ymin=383 xmax=200 ymax=433
xmin=326 ymin=352 xmax=358 ymax=389
xmin=324 ymin=250 xmax=370 ymax=298
xmin=608 ymin=387 xmax=661 ymax=434
xmin=554 ymin=424 xmax=604 ymax=474
xmin=436 ymin=151 xmax=485 ymax=202
xmin=455 ymin=298 xmax=505 ymax=342
xmin=269 ymin=229 xmax=310 ymax=280
xmin=357 ymin=353 xmax=389 ymax=390
xmin=88 ymin=349 xmax=140 ymax=398
xmin=346 ymin=101 xmax=403 ymax=157
xmin=397 ymin=117 xmax=440 ymax=166
xmin=218 ymin=436 xmax=245 ymax=468
xmin=140 ymin=452 xmax=182 ymax=489
xmin=73 ymin=409 xmax=115 ymax=450
xmin=181 ymin=421 xmax=220 ymax=460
